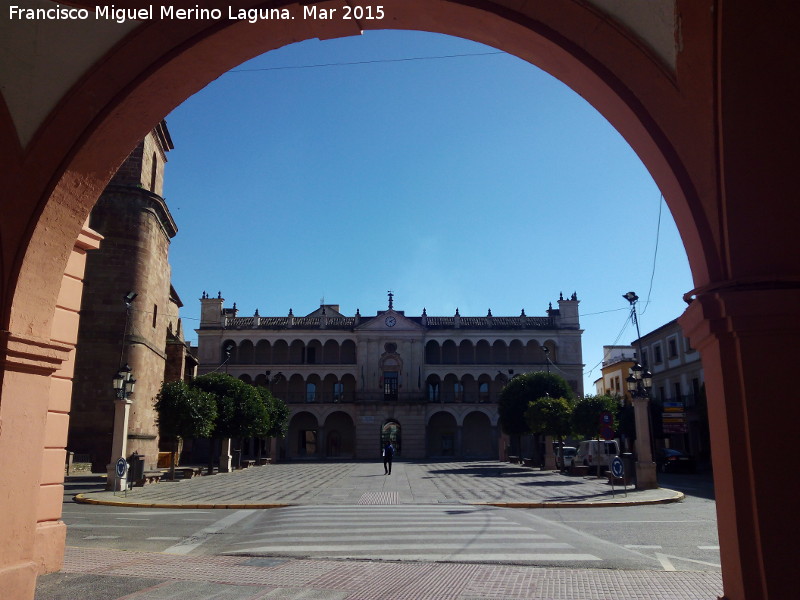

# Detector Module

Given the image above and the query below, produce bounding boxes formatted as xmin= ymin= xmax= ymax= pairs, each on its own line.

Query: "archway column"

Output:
xmin=0 ymin=333 xmax=72 ymax=596
xmin=679 ymin=286 xmax=800 ymax=600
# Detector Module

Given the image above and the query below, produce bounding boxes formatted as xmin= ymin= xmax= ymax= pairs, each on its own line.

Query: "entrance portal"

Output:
xmin=381 ymin=421 xmax=401 ymax=456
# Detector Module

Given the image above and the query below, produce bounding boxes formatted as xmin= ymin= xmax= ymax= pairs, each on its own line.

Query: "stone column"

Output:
xmin=106 ymin=397 xmax=132 ymax=491
xmin=632 ymin=397 xmax=657 ymax=489
xmin=544 ymin=436 xmax=558 ymax=470
xmin=679 ymin=287 xmax=800 ymax=600
xmin=218 ymin=438 xmax=232 ymax=472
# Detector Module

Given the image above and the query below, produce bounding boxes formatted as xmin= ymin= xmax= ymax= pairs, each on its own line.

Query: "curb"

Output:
xmin=73 ymin=490 xmax=684 ymax=510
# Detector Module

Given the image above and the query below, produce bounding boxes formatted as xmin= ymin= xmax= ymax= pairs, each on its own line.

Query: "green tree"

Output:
xmin=154 ymin=380 xmax=217 ymax=480
xmin=253 ymin=386 xmax=290 ymax=461
xmin=525 ymin=395 xmax=573 ymax=443
xmin=191 ymin=373 xmax=269 ymax=469
xmin=498 ymin=371 xmax=574 ymax=455
xmin=572 ymin=394 xmax=620 ymax=439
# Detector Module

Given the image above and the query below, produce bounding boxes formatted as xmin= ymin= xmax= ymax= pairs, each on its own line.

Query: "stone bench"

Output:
xmin=240 ymin=459 xmax=256 ymax=469
xmin=178 ymin=466 xmax=203 ymax=479
xmin=134 ymin=471 xmax=164 ymax=486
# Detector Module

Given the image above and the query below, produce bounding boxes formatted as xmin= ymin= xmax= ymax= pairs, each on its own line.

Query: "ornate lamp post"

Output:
xmin=107 ymin=364 xmax=136 ymax=490
xmin=623 ymin=291 xmax=658 ymax=489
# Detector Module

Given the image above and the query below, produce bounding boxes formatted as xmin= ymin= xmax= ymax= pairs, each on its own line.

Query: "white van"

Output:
xmin=574 ymin=439 xmax=620 ymax=471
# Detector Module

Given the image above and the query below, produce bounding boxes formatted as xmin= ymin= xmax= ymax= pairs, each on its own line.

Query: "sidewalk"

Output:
xmin=74 ymin=460 xmax=683 ymax=509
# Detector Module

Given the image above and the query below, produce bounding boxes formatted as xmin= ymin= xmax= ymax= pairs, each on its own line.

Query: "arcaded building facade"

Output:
xmin=197 ymin=293 xmax=584 ymax=460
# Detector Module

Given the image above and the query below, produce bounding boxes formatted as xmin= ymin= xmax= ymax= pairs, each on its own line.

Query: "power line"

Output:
xmin=640 ymin=193 xmax=664 ymax=316
xmin=227 ymin=51 xmax=507 ymax=74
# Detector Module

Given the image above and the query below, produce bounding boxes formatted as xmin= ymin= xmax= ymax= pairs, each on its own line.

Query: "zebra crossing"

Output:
xmin=226 ymin=505 xmax=602 ymax=564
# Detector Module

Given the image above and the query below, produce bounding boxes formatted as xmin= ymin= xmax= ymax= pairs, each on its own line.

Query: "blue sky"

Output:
xmin=163 ymin=30 xmax=694 ymax=393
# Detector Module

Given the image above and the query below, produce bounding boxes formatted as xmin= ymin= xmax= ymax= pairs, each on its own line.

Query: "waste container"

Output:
xmin=128 ymin=452 xmax=145 ymax=486
xmin=621 ymin=452 xmax=635 ymax=483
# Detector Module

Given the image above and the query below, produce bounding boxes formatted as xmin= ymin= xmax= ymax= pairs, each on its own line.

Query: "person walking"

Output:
xmin=383 ymin=441 xmax=394 ymax=475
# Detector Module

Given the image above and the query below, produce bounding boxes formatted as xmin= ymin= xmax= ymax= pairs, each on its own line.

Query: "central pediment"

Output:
xmin=356 ymin=310 xmax=424 ymax=332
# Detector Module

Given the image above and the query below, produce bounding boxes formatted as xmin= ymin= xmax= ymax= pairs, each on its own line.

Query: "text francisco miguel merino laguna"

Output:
xmin=8 ymin=4 xmax=387 ymax=24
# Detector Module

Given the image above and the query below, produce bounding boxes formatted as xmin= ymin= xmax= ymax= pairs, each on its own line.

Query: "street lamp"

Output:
xmin=541 ymin=345 xmax=551 ymax=374
xmin=623 ymin=291 xmax=658 ymax=489
xmin=108 ymin=364 xmax=136 ymax=490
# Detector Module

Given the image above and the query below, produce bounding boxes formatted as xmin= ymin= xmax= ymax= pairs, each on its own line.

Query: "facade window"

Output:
xmin=306 ymin=382 xmax=316 ymax=403
xmin=149 ymin=152 xmax=158 ymax=191
xmin=306 ymin=347 xmax=316 ymax=364
xmin=427 ymin=382 xmax=440 ymax=402
xmin=333 ymin=382 xmax=343 ymax=402
xmin=152 ymin=304 xmax=158 ymax=328
xmin=654 ymin=345 xmax=662 ymax=363
xmin=384 ymin=371 xmax=398 ymax=401
xmin=668 ymin=338 xmax=678 ymax=358
xmin=674 ymin=382 xmax=682 ymax=400
xmin=454 ymin=382 xmax=464 ymax=402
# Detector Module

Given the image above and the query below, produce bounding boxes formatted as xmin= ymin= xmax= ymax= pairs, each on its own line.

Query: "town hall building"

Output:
xmin=196 ymin=292 xmax=584 ymax=460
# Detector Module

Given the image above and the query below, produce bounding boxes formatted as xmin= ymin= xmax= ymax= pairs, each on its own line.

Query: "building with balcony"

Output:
xmin=633 ymin=319 xmax=708 ymax=459
xmin=196 ymin=292 xmax=584 ymax=460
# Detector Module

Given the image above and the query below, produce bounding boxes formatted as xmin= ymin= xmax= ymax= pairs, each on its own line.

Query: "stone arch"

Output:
xmin=287 ymin=373 xmax=305 ymax=404
xmin=340 ymin=374 xmax=356 ymax=402
xmin=288 ymin=340 xmax=304 ymax=364
xmin=542 ymin=339 xmax=558 ymax=363
xmin=287 ymin=411 xmax=320 ymax=459
xmin=322 ymin=339 xmax=339 ymax=364
xmin=0 ymin=3 xmax=796 ymax=598
xmin=427 ymin=411 xmax=458 ymax=457
xmin=425 ymin=340 xmax=441 ymax=364
xmin=238 ymin=374 xmax=252 ymax=385
xmin=462 ymin=411 xmax=494 ymax=458
xmin=238 ymin=339 xmax=254 ymax=364
xmin=491 ymin=340 xmax=508 ymax=363
xmin=425 ymin=374 xmax=441 ymax=402
xmin=272 ymin=339 xmax=289 ymax=364
xmin=323 ymin=411 xmax=355 ymax=458
xmin=477 ymin=374 xmax=493 ymax=403
xmin=441 ymin=340 xmax=458 ymax=364
xmin=475 ymin=339 xmax=492 ymax=364
xmin=255 ymin=340 xmax=271 ymax=363
xmin=461 ymin=373 xmax=477 ymax=403
xmin=340 ymin=339 xmax=357 ymax=363
xmin=458 ymin=340 xmax=474 ymax=364
xmin=221 ymin=339 xmax=237 ymax=364
xmin=509 ymin=339 xmax=525 ymax=365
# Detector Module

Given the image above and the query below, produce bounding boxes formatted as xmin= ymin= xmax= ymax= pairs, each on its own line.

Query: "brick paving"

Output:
xmin=36 ymin=546 xmax=724 ymax=599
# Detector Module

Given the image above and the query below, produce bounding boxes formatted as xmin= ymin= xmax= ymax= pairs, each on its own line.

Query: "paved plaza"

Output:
xmin=34 ymin=461 xmax=725 ymax=599
xmin=75 ymin=460 xmax=682 ymax=508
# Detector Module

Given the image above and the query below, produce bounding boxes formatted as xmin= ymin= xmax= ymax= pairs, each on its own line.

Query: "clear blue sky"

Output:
xmin=163 ymin=30 xmax=694 ymax=393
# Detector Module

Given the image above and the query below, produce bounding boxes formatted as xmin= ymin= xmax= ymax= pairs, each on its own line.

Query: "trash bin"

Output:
xmin=128 ymin=452 xmax=145 ymax=486
xmin=622 ymin=452 xmax=635 ymax=483
xmin=232 ymin=449 xmax=242 ymax=469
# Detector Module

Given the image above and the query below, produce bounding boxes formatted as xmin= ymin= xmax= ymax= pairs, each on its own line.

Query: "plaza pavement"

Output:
xmin=37 ymin=461 xmax=725 ymax=600
xmin=74 ymin=459 xmax=683 ymax=509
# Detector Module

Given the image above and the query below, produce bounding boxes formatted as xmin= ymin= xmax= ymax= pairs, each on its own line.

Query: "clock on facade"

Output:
xmin=385 ymin=316 xmax=397 ymax=327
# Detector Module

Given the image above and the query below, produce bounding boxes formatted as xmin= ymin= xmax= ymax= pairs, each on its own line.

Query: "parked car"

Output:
xmin=575 ymin=439 xmax=620 ymax=471
xmin=555 ymin=446 xmax=577 ymax=470
xmin=655 ymin=447 xmax=697 ymax=473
